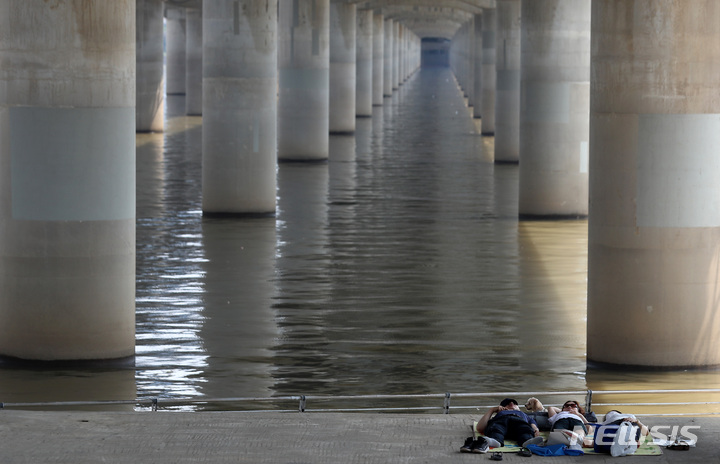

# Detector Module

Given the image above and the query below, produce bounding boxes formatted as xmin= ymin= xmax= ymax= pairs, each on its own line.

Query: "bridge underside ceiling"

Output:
xmin=163 ymin=0 xmax=495 ymax=40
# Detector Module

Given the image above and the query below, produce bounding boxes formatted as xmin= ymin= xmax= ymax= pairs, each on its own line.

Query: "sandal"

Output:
xmin=489 ymin=452 xmax=503 ymax=461
xmin=518 ymin=447 xmax=533 ymax=457
xmin=668 ymin=440 xmax=690 ymax=451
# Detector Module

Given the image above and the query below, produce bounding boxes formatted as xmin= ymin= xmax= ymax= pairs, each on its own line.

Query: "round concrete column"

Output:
xmin=329 ymin=1 xmax=356 ymax=134
xmin=383 ymin=19 xmax=394 ymax=98
xmin=518 ymin=0 xmax=590 ymax=218
xmin=481 ymin=8 xmax=496 ymax=135
xmin=136 ymin=0 xmax=165 ymax=133
xmin=278 ymin=0 xmax=330 ymax=161
xmin=398 ymin=24 xmax=407 ymax=88
xmin=0 ymin=0 xmax=135 ymax=361
xmin=202 ymin=0 xmax=278 ymax=215
xmin=356 ymin=9 xmax=373 ymax=117
xmin=185 ymin=8 xmax=203 ymax=116
xmin=473 ymin=13 xmax=484 ymax=119
xmin=392 ymin=21 xmax=400 ymax=90
xmin=372 ymin=13 xmax=384 ymax=106
xmin=588 ymin=0 xmax=720 ymax=367
xmin=495 ymin=0 xmax=521 ymax=163
xmin=466 ymin=18 xmax=476 ymax=107
xmin=165 ymin=7 xmax=187 ymax=96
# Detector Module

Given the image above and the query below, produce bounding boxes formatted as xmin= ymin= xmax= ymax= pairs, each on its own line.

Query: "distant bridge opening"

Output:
xmin=421 ymin=37 xmax=450 ymax=68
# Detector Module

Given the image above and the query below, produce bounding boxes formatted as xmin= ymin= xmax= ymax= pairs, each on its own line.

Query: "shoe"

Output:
xmin=460 ymin=436 xmax=475 ymax=453
xmin=471 ymin=437 xmax=489 ymax=454
xmin=522 ymin=436 xmax=544 ymax=447
xmin=518 ymin=447 xmax=532 ymax=457
xmin=490 ymin=451 xmax=503 ymax=461
xmin=668 ymin=440 xmax=690 ymax=451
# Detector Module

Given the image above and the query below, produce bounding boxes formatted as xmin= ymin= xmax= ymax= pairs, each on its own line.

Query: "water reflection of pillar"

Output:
xmin=136 ymin=132 xmax=166 ymax=220
xmin=517 ymin=221 xmax=588 ymax=390
xmin=586 ymin=369 xmax=720 ymax=416
xmin=354 ymin=113 xmax=373 ymax=165
xmin=200 ymin=219 xmax=279 ymax=399
xmin=273 ymin=163 xmax=330 ymax=391
xmin=0 ymin=369 xmax=136 ymax=411
xmin=370 ymin=105 xmax=385 ymax=161
xmin=329 ymin=136 xmax=357 ymax=207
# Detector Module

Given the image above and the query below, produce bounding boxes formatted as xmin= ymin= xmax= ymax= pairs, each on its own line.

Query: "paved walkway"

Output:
xmin=0 ymin=411 xmax=713 ymax=463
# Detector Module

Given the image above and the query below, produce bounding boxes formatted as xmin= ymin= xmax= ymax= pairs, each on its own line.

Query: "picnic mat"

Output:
xmin=471 ymin=421 xmax=663 ymax=455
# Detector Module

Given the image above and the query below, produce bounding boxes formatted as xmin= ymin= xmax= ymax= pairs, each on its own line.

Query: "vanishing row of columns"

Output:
xmin=447 ymin=0 xmax=720 ymax=368
xmin=0 ymin=0 xmax=422 ymax=362
xmin=143 ymin=1 xmax=421 ymax=213
xmin=2 ymin=0 xmax=720 ymax=368
xmin=449 ymin=0 xmax=588 ymax=219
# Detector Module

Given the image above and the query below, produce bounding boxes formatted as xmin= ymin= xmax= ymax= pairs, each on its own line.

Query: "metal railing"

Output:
xmin=3 ymin=388 xmax=720 ymax=416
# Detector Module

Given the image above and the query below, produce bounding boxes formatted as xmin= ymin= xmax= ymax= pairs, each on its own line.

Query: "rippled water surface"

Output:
xmin=2 ymin=67 xmax=719 ymax=413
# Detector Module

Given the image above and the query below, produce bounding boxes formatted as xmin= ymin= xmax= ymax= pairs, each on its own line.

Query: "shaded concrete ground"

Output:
xmin=0 ymin=411 xmax=716 ymax=463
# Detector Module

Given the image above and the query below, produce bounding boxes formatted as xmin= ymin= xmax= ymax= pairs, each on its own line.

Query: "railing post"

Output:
xmin=585 ymin=389 xmax=593 ymax=412
xmin=444 ymin=392 xmax=451 ymax=414
xmin=151 ymin=398 xmax=158 ymax=412
xmin=299 ymin=395 xmax=306 ymax=412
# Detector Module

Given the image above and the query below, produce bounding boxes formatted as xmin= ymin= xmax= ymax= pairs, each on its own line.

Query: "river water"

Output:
xmin=1 ymin=67 xmax=719 ymax=414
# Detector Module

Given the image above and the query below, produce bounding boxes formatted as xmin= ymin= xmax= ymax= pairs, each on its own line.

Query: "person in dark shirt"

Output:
xmin=461 ymin=398 xmax=543 ymax=453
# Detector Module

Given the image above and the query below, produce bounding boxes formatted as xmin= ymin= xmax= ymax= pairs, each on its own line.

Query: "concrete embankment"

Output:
xmin=0 ymin=411 xmax=715 ymax=463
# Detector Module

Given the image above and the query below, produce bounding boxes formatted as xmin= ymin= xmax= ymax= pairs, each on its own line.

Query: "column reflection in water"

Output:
xmin=329 ymin=135 xmax=357 ymax=206
xmin=136 ymin=132 xmax=165 ymax=219
xmin=273 ymin=162 xmax=331 ymax=393
xmin=0 ymin=368 xmax=135 ymax=410
xmin=586 ymin=369 xmax=720 ymax=416
xmin=517 ymin=220 xmax=588 ymax=391
xmin=199 ymin=218 xmax=279 ymax=401
xmin=135 ymin=101 xmax=207 ymax=401
xmin=354 ymin=114 xmax=372 ymax=160
xmin=370 ymin=104 xmax=385 ymax=160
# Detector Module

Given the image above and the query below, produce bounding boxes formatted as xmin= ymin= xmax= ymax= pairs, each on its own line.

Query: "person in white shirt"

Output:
xmin=547 ymin=400 xmax=594 ymax=447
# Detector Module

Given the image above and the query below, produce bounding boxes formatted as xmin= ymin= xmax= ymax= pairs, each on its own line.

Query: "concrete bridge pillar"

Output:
xmin=470 ymin=27 xmax=475 ymax=103
xmin=392 ymin=21 xmax=400 ymax=90
xmin=356 ymin=8 xmax=374 ymax=117
xmin=518 ymin=0 xmax=590 ymax=218
xmin=165 ymin=6 xmax=187 ymax=96
xmin=495 ymin=0 xmax=521 ymax=162
xmin=473 ymin=13 xmax=483 ymax=119
xmin=185 ymin=7 xmax=203 ymax=116
xmin=136 ymin=0 xmax=165 ymax=133
xmin=0 ymin=0 xmax=136 ymax=361
xmin=383 ymin=19 xmax=394 ymax=98
xmin=202 ymin=0 xmax=278 ymax=215
xmin=329 ymin=1 xmax=356 ymax=134
xmin=398 ymin=24 xmax=407 ymax=88
xmin=278 ymin=0 xmax=330 ymax=161
xmin=372 ymin=13 xmax=384 ymax=106
xmin=481 ymin=8 xmax=496 ymax=135
xmin=588 ymin=0 xmax=720 ymax=367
